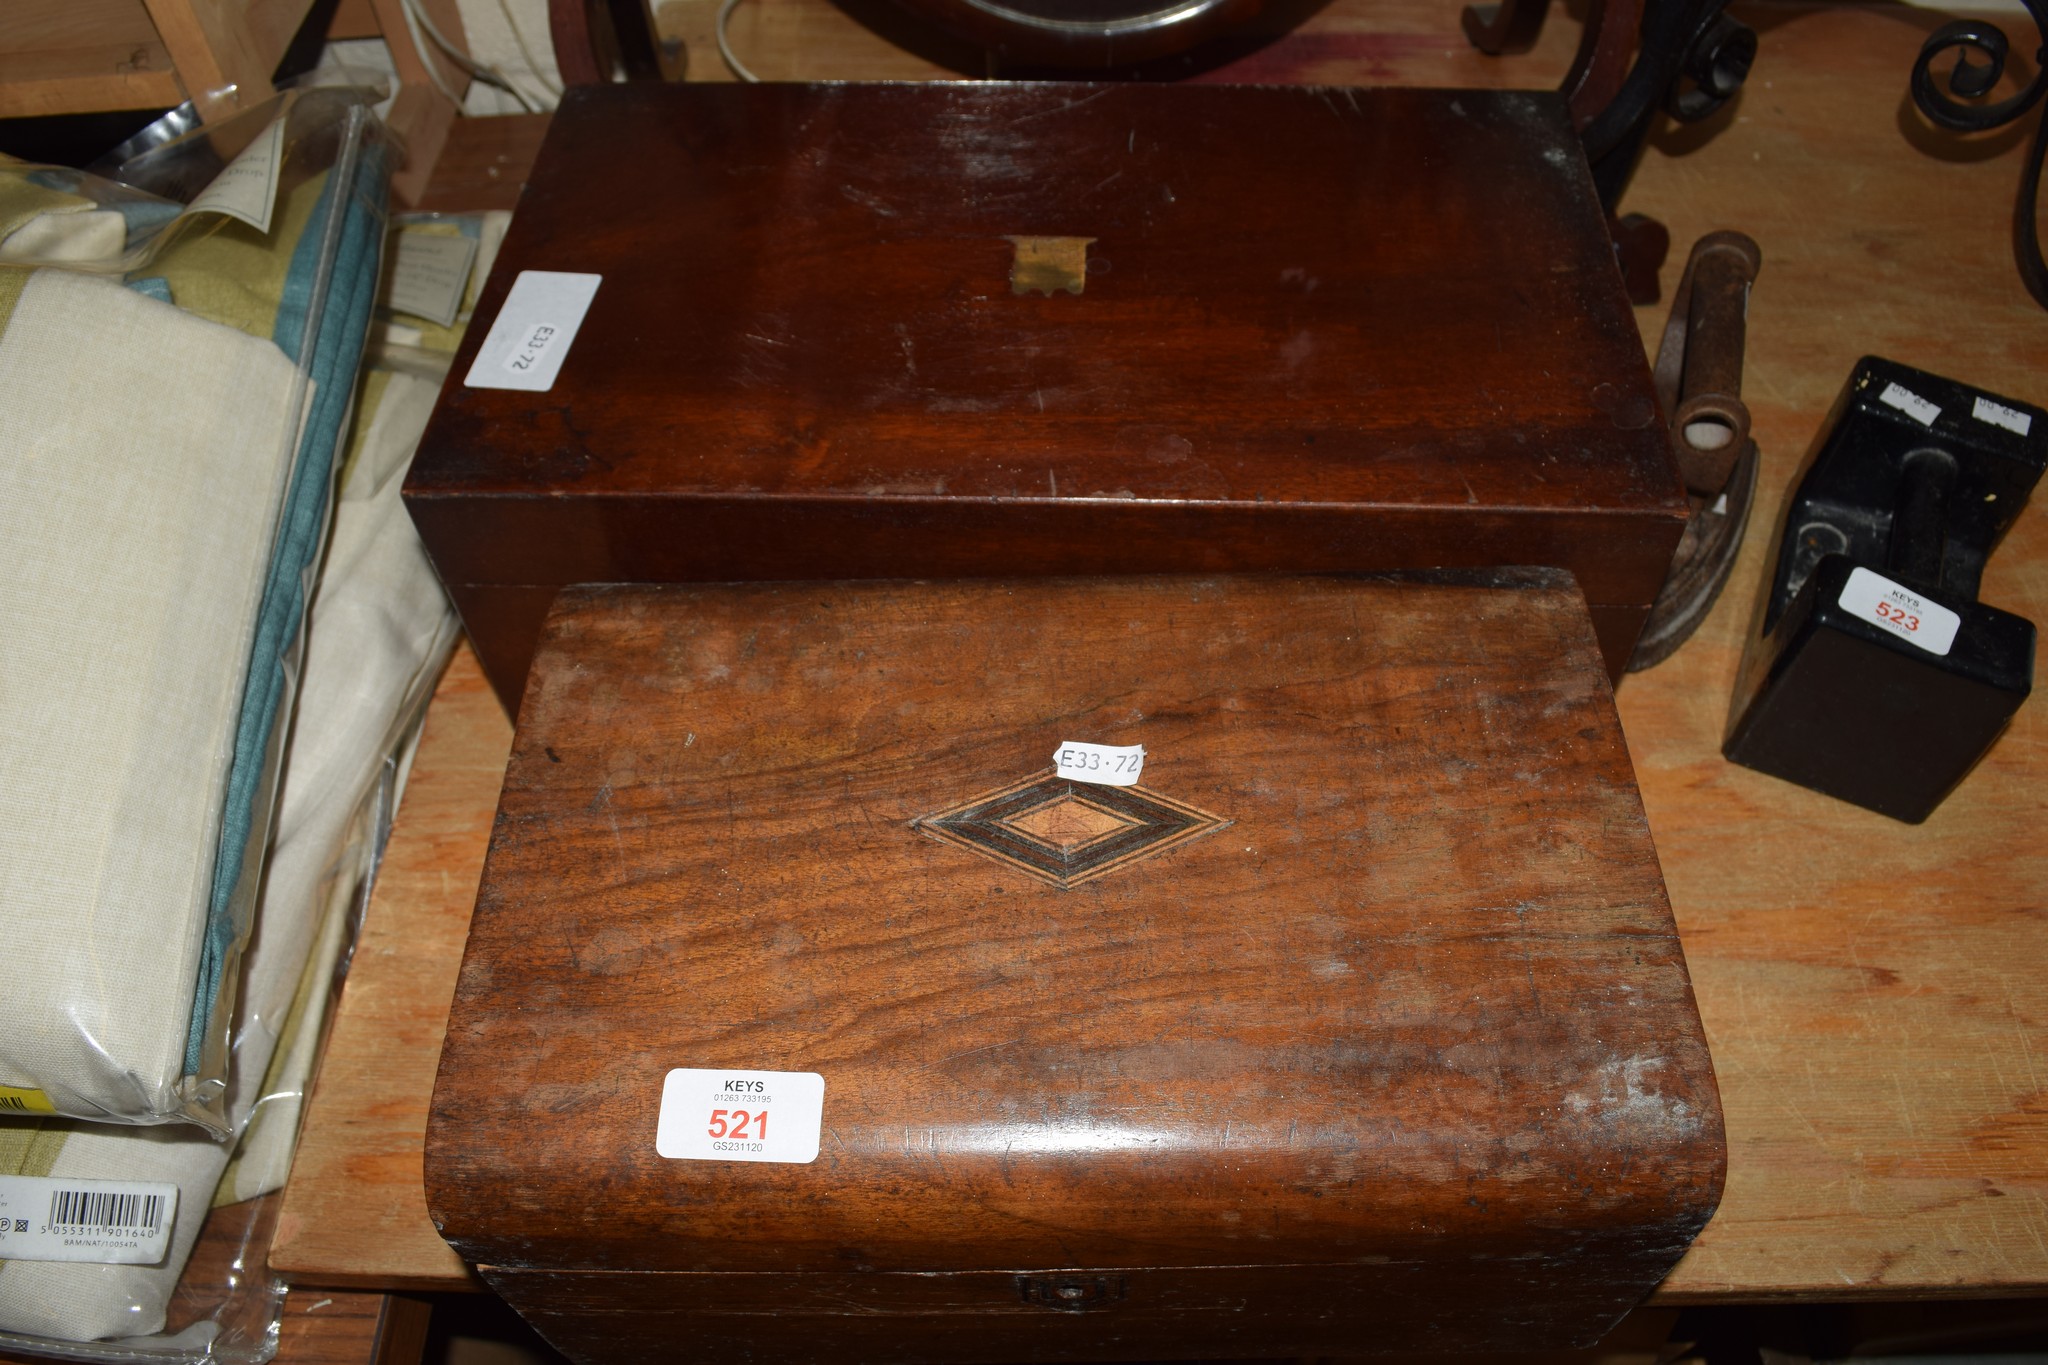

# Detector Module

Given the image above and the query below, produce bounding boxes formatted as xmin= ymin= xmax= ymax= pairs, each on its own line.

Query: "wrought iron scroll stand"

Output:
xmin=1461 ymin=0 xmax=1756 ymax=301
xmin=1908 ymin=0 xmax=2048 ymax=309
xmin=1468 ymin=0 xmax=2048 ymax=310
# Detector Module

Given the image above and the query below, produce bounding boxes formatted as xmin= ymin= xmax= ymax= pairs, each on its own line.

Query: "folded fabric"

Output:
xmin=0 ymin=174 xmax=123 ymax=263
xmin=0 ymin=97 xmax=392 ymax=1127
xmin=0 ymin=364 xmax=460 ymax=1346
xmin=0 ymin=269 xmax=302 ymax=1124
xmin=0 ymin=164 xmax=185 ymax=269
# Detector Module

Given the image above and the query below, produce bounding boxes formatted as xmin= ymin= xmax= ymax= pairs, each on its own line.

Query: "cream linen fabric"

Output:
xmin=0 ymin=369 xmax=459 ymax=1342
xmin=0 ymin=210 xmax=128 ymax=264
xmin=0 ymin=269 xmax=300 ymax=1124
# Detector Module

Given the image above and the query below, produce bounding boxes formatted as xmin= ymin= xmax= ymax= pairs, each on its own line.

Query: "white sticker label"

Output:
xmin=1839 ymin=566 xmax=1961 ymax=656
xmin=1053 ymin=741 xmax=1145 ymax=786
xmin=464 ymin=270 xmax=602 ymax=393
xmin=183 ymin=118 xmax=285 ymax=235
xmin=0 ymin=1177 xmax=176 ymax=1265
xmin=1972 ymin=396 xmax=2033 ymax=437
xmin=1879 ymin=382 xmax=1941 ymax=427
xmin=385 ymin=231 xmax=479 ymax=327
xmin=656 ymin=1069 xmax=823 ymax=1163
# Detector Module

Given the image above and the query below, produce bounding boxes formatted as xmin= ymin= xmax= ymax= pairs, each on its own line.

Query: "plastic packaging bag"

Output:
xmin=0 ymin=303 xmax=463 ymax=1361
xmin=0 ymin=88 xmax=392 ymax=1130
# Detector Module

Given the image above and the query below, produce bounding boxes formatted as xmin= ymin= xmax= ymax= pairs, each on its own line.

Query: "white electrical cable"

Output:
xmin=717 ymin=0 xmax=762 ymax=83
xmin=401 ymin=0 xmax=542 ymax=111
xmin=491 ymin=0 xmax=565 ymax=102
xmin=395 ymin=0 xmax=466 ymax=105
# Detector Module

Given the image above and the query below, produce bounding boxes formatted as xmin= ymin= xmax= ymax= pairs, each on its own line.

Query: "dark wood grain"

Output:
xmin=403 ymin=82 xmax=1687 ymax=706
xmin=425 ymin=573 xmax=1722 ymax=1361
xmin=412 ymin=113 xmax=551 ymax=215
xmin=273 ymin=1291 xmax=430 ymax=1365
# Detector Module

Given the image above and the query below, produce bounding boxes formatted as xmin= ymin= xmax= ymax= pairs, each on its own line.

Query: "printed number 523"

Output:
xmin=1875 ymin=601 xmax=1921 ymax=632
xmin=708 ymin=1109 xmax=767 ymax=1139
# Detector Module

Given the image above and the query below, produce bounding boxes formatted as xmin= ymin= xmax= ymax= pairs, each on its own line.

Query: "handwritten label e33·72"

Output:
xmin=1839 ymin=566 xmax=1961 ymax=656
xmin=463 ymin=270 xmax=601 ymax=394
xmin=1054 ymin=741 xmax=1144 ymax=787
xmin=656 ymin=1069 xmax=824 ymax=1163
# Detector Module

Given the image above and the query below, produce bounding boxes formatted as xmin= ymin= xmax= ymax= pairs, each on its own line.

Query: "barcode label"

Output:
xmin=0 ymin=1176 xmax=176 ymax=1265
xmin=49 ymin=1189 xmax=164 ymax=1232
xmin=0 ymin=1087 xmax=54 ymax=1114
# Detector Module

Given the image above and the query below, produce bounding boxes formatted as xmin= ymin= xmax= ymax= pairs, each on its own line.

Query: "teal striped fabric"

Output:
xmin=186 ymin=124 xmax=390 ymax=1078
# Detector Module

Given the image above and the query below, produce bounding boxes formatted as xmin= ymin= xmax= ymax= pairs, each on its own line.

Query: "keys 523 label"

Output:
xmin=1839 ymin=566 xmax=1960 ymax=657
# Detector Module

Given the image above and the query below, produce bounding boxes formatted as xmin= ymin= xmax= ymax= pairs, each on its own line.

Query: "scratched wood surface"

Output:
xmin=271 ymin=653 xmax=506 ymax=1290
xmin=429 ymin=575 xmax=1720 ymax=1360
xmin=277 ymin=0 xmax=2048 ymax=1308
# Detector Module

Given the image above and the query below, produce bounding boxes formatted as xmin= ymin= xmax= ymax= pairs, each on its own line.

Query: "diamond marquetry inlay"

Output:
xmin=1006 ymin=795 xmax=1138 ymax=850
xmin=913 ymin=770 xmax=1229 ymax=889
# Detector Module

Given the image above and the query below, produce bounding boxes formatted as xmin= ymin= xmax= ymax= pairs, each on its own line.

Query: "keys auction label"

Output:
xmin=1839 ymin=566 xmax=1960 ymax=656
xmin=656 ymin=1069 xmax=824 ymax=1163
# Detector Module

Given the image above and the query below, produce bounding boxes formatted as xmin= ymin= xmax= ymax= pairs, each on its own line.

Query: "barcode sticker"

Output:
xmin=1053 ymin=741 xmax=1145 ymax=787
xmin=0 ymin=1176 xmax=176 ymax=1265
xmin=1879 ymin=382 xmax=1941 ymax=427
xmin=463 ymin=270 xmax=601 ymax=393
xmin=656 ymin=1069 xmax=824 ymax=1164
xmin=1972 ymin=396 xmax=2033 ymax=437
xmin=1839 ymin=566 xmax=1961 ymax=656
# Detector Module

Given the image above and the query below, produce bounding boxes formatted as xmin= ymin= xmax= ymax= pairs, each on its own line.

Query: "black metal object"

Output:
xmin=1577 ymin=0 xmax=1758 ymax=206
xmin=1907 ymin=0 xmax=2048 ymax=308
xmin=1460 ymin=0 xmax=1756 ymax=211
xmin=1724 ymin=358 xmax=2045 ymax=823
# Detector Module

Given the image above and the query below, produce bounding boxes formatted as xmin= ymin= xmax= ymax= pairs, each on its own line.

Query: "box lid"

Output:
xmin=405 ymin=83 xmax=1683 ymax=586
xmin=426 ymin=573 xmax=1723 ymax=1277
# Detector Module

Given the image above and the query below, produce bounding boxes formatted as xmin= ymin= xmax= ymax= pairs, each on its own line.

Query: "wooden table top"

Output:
xmin=273 ymin=0 xmax=2048 ymax=1302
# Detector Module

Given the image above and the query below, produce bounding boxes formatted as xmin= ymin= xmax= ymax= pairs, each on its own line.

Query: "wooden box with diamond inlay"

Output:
xmin=425 ymin=573 xmax=1724 ymax=1364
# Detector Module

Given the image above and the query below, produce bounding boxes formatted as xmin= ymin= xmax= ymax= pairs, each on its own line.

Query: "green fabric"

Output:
xmin=0 ymin=1122 xmax=66 ymax=1181
xmin=145 ymin=167 xmax=327 ymax=340
xmin=0 ymin=270 xmax=25 ymax=332
xmin=334 ymin=366 xmax=394 ymax=493
xmin=186 ymin=136 xmax=389 ymax=1077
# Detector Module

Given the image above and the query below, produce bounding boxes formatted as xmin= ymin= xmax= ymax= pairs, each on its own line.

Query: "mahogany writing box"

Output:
xmin=425 ymin=573 xmax=1724 ymax=1363
xmin=403 ymin=82 xmax=1687 ymax=709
